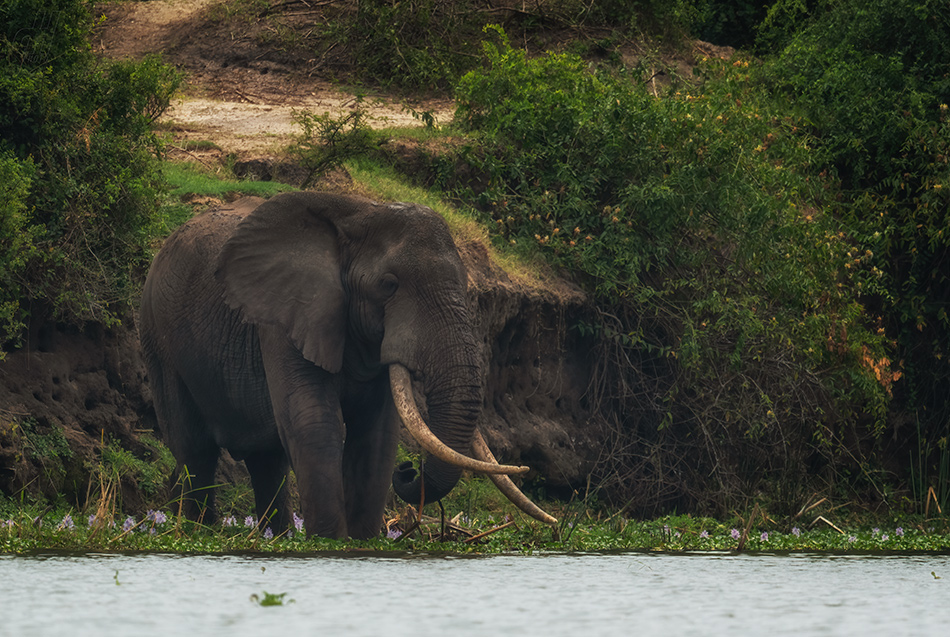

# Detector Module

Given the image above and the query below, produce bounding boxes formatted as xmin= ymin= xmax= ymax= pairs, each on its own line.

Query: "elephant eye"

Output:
xmin=378 ymin=273 xmax=398 ymax=298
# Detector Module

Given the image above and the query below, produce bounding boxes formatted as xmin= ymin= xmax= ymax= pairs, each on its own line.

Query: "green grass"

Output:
xmin=150 ymin=161 xmax=299 ymax=240
xmin=3 ymin=472 xmax=949 ymax=555
xmin=3 ymin=501 xmax=949 ymax=555
xmin=163 ymin=162 xmax=296 ymax=200
xmin=345 ymin=157 xmax=553 ymax=288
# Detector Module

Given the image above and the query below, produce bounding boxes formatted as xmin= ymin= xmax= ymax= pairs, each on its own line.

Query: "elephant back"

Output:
xmin=140 ymin=197 xmax=267 ymax=365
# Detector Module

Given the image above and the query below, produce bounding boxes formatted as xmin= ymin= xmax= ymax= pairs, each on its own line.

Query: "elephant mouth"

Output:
xmin=390 ymin=364 xmax=558 ymax=526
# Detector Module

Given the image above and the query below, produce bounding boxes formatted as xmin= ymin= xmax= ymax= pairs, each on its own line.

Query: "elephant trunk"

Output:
xmin=391 ymin=361 xmax=487 ymax=505
xmin=390 ymin=365 xmax=558 ymax=525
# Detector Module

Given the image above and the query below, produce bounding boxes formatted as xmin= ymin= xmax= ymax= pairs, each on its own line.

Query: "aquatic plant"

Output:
xmin=251 ymin=591 xmax=293 ymax=607
xmin=2 ymin=489 xmax=950 ymax=555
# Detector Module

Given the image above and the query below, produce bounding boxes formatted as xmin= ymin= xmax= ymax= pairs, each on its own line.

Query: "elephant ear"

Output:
xmin=216 ymin=194 xmax=347 ymax=373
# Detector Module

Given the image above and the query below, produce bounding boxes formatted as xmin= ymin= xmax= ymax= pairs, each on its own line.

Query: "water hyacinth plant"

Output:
xmin=2 ymin=492 xmax=950 ymax=555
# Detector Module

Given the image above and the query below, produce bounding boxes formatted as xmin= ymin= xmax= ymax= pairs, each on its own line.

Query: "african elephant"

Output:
xmin=139 ymin=191 xmax=555 ymax=539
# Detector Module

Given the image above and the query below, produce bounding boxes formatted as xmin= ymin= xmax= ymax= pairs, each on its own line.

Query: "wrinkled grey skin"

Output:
xmin=140 ymin=192 xmax=481 ymax=539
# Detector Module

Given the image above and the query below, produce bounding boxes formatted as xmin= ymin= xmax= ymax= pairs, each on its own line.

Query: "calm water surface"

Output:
xmin=2 ymin=551 xmax=948 ymax=636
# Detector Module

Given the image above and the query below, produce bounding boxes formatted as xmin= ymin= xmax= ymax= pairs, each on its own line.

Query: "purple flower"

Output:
xmin=58 ymin=515 xmax=75 ymax=530
xmin=881 ymin=534 xmax=889 ymax=541
xmin=244 ymin=515 xmax=256 ymax=528
xmin=792 ymin=527 xmax=801 ymax=537
xmin=293 ymin=512 xmax=304 ymax=532
xmin=122 ymin=516 xmax=135 ymax=532
xmin=386 ymin=527 xmax=403 ymax=540
xmin=731 ymin=528 xmax=740 ymax=539
xmin=699 ymin=530 xmax=709 ymax=539
xmin=263 ymin=527 xmax=274 ymax=540
xmin=760 ymin=531 xmax=769 ymax=542
xmin=896 ymin=527 xmax=904 ymax=536
xmin=222 ymin=515 xmax=236 ymax=527
xmin=872 ymin=527 xmax=880 ymax=535
xmin=87 ymin=514 xmax=98 ymax=527
xmin=848 ymin=535 xmax=857 ymax=543
xmin=2 ymin=520 xmax=14 ymax=529
xmin=146 ymin=510 xmax=167 ymax=525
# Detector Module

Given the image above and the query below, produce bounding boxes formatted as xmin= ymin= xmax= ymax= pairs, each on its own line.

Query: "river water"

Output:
xmin=1 ymin=551 xmax=948 ymax=636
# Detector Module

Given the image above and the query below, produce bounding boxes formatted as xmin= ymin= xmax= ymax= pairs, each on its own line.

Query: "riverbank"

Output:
xmin=4 ymin=0 xmax=949 ymax=539
xmin=4 ymin=489 xmax=949 ymax=555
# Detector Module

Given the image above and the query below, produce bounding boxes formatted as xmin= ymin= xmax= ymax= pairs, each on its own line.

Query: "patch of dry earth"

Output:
xmin=96 ymin=0 xmax=454 ymax=158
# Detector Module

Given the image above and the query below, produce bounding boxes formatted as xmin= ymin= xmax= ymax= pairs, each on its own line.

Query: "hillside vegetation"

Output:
xmin=1 ymin=0 xmax=949 ymax=521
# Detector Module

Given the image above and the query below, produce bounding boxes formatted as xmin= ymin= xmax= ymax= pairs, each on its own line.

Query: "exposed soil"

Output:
xmin=94 ymin=0 xmax=455 ymax=158
xmin=1 ymin=0 xmax=603 ymax=510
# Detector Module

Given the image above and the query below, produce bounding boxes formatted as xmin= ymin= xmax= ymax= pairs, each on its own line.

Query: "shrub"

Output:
xmin=291 ymin=101 xmax=380 ymax=188
xmin=454 ymin=28 xmax=893 ymax=513
xmin=334 ymin=0 xmax=485 ymax=90
xmin=0 ymin=154 xmax=36 ymax=347
xmin=756 ymin=0 xmax=950 ymax=491
xmin=0 ymin=0 xmax=181 ymax=352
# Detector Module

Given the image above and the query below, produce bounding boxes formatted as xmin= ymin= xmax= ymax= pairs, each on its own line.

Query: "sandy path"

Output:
xmin=97 ymin=0 xmax=453 ymax=156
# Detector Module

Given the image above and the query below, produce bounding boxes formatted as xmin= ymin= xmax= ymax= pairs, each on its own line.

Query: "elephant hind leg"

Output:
xmin=150 ymin=365 xmax=221 ymax=524
xmin=244 ymin=449 xmax=291 ymax=533
xmin=170 ymin=449 xmax=221 ymax=525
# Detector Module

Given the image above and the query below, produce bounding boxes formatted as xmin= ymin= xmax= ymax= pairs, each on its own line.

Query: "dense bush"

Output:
xmin=454 ymin=28 xmax=895 ymax=514
xmin=344 ymin=0 xmax=481 ymax=90
xmin=221 ymin=0 xmax=730 ymax=91
xmin=755 ymin=0 xmax=950 ymax=504
xmin=0 ymin=0 xmax=180 ymax=353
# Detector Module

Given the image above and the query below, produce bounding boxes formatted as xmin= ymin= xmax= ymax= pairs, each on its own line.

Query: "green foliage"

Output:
xmin=454 ymin=28 xmax=893 ymax=513
xmin=4 ymin=416 xmax=74 ymax=492
xmin=294 ymin=0 xmax=719 ymax=91
xmin=0 ymin=0 xmax=181 ymax=350
xmin=691 ymin=1 xmax=772 ymax=48
xmin=333 ymin=0 xmax=483 ymax=90
xmin=3 ymin=496 xmax=949 ymax=554
xmin=291 ymin=101 xmax=380 ymax=187
xmin=98 ymin=435 xmax=175 ymax=500
xmin=14 ymin=417 xmax=73 ymax=466
xmin=251 ymin=591 xmax=293 ymax=606
xmin=756 ymin=0 xmax=950 ymax=474
xmin=0 ymin=153 xmax=37 ymax=351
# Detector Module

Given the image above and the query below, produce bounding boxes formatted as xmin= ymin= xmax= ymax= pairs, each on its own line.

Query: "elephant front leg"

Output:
xmin=288 ymin=431 xmax=347 ymax=538
xmin=259 ymin=327 xmax=349 ymax=538
xmin=342 ymin=376 xmax=401 ymax=539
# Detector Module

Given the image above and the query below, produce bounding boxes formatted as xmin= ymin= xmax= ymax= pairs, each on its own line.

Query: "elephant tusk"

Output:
xmin=390 ymin=364 xmax=529 ymax=476
xmin=472 ymin=430 xmax=559 ymax=526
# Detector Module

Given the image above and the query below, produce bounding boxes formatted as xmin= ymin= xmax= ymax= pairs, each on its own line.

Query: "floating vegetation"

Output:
xmin=2 ymin=503 xmax=950 ymax=555
xmin=251 ymin=591 xmax=293 ymax=607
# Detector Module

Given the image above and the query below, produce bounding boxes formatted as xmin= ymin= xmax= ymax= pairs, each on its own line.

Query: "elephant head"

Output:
xmin=214 ymin=192 xmax=554 ymax=532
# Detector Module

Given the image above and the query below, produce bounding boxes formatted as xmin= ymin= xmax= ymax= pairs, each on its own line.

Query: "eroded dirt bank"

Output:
xmin=0 ymin=0 xmax=601 ymax=509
